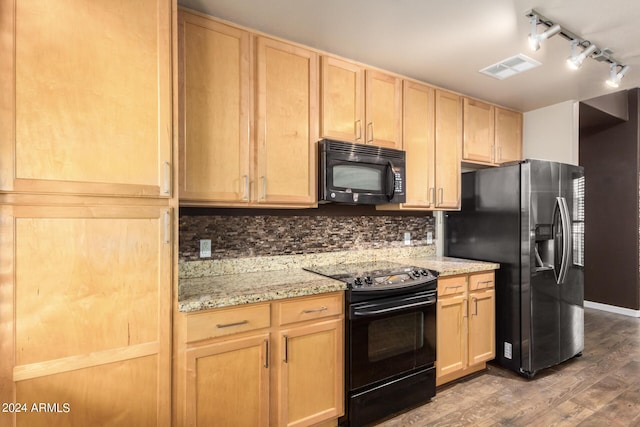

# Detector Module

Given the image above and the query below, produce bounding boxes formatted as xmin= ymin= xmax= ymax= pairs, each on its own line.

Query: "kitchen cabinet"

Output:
xmin=175 ymin=292 xmax=344 ymax=427
xmin=377 ymin=80 xmax=435 ymax=211
xmin=1 ymin=204 xmax=172 ymax=426
xmin=0 ymin=1 xmax=174 ymax=426
xmin=321 ymin=56 xmax=402 ymax=149
xmin=178 ymin=11 xmax=318 ymax=207
xmin=462 ymin=98 xmax=523 ymax=166
xmin=177 ymin=11 xmax=251 ymax=203
xmin=436 ymin=271 xmax=495 ymax=386
xmin=434 ymin=89 xmax=462 ymax=209
xmin=0 ymin=0 xmax=172 ymax=198
xmin=378 ymin=82 xmax=464 ymax=211
xmin=494 ymin=107 xmax=523 ymax=164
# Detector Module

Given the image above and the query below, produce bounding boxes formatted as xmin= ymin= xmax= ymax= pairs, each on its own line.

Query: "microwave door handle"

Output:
xmin=385 ymin=161 xmax=396 ymax=201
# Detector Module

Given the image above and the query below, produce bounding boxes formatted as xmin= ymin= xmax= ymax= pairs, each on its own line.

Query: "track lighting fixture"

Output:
xmin=528 ymin=15 xmax=561 ymax=51
xmin=566 ymin=41 xmax=597 ymax=70
xmin=525 ymin=9 xmax=630 ymax=89
xmin=606 ymin=64 xmax=630 ymax=88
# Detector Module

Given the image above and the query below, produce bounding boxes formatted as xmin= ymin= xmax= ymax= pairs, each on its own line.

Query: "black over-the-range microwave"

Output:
xmin=318 ymin=139 xmax=406 ymax=205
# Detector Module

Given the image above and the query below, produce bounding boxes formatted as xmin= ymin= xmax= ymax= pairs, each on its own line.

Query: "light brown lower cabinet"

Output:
xmin=176 ymin=292 xmax=344 ymax=427
xmin=436 ymin=271 xmax=495 ymax=386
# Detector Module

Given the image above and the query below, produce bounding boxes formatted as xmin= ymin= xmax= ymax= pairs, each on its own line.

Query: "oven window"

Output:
xmin=333 ymin=164 xmax=382 ymax=191
xmin=368 ymin=312 xmax=424 ymax=362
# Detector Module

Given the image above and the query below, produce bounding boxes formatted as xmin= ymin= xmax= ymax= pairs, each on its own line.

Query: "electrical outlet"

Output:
xmin=427 ymin=232 xmax=433 ymax=245
xmin=404 ymin=232 xmax=411 ymax=246
xmin=200 ymin=239 xmax=212 ymax=258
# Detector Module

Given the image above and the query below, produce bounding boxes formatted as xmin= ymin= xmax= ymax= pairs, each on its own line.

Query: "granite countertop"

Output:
xmin=398 ymin=256 xmax=500 ymax=277
xmin=179 ymin=269 xmax=347 ymax=313
xmin=178 ymin=253 xmax=499 ymax=313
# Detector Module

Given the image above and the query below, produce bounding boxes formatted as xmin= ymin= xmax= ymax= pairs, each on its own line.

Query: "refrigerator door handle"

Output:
xmin=555 ymin=196 xmax=572 ymax=285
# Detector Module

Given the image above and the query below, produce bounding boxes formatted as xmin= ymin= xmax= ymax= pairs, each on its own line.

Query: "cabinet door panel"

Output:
xmin=1 ymin=0 xmax=172 ymax=197
xmin=186 ymin=335 xmax=270 ymax=427
xmin=256 ymin=38 xmax=318 ymax=206
xmin=436 ymin=295 xmax=466 ymax=378
xmin=434 ymin=90 xmax=462 ymax=209
xmin=279 ymin=319 xmax=344 ymax=427
xmin=495 ymin=107 xmax=522 ymax=164
xmin=321 ymin=56 xmax=364 ymax=142
xmin=178 ymin=12 xmax=250 ymax=202
xmin=463 ymin=98 xmax=494 ymax=163
xmin=365 ymin=70 xmax=402 ymax=149
xmin=402 ymin=81 xmax=435 ymax=208
xmin=12 ymin=206 xmax=169 ymax=365
xmin=469 ymin=289 xmax=496 ymax=365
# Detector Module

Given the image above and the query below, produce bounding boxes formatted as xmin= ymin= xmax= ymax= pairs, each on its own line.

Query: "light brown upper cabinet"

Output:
xmin=462 ymin=98 xmax=522 ymax=166
xmin=178 ymin=11 xmax=318 ymax=207
xmin=178 ymin=12 xmax=251 ymax=204
xmin=321 ymin=56 xmax=402 ymax=149
xmin=434 ymin=90 xmax=462 ymax=209
xmin=0 ymin=0 xmax=172 ymax=198
xmin=494 ymin=107 xmax=523 ymax=164
xmin=378 ymin=80 xmax=435 ymax=211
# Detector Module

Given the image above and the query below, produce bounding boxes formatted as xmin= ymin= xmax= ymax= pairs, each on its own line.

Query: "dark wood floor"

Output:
xmin=378 ymin=308 xmax=640 ymax=426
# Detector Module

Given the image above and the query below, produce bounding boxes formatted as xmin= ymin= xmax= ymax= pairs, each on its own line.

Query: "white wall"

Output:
xmin=523 ymin=100 xmax=579 ymax=165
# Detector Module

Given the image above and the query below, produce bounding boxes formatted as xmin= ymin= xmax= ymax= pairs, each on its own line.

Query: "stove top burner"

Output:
xmin=304 ymin=261 xmax=437 ymax=292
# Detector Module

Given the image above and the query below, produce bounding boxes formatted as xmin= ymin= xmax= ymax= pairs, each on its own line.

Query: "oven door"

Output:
xmin=349 ymin=290 xmax=436 ymax=390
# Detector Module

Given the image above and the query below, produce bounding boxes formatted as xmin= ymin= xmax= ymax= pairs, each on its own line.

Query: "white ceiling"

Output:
xmin=178 ymin=0 xmax=640 ymax=112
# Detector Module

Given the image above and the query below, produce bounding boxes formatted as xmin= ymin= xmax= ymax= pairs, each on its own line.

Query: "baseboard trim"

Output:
xmin=585 ymin=300 xmax=640 ymax=318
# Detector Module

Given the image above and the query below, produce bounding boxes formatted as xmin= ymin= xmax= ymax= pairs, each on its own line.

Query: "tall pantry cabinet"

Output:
xmin=0 ymin=1 xmax=175 ymax=426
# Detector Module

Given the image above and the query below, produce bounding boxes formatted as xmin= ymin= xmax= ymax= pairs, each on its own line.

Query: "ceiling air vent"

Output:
xmin=480 ymin=54 xmax=541 ymax=80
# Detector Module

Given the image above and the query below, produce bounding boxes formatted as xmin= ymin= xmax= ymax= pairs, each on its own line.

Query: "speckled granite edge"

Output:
xmin=179 ymin=269 xmax=346 ymax=312
xmin=179 ymin=246 xmax=437 ymax=279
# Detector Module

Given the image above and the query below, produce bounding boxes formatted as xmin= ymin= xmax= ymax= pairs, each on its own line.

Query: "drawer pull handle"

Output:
xmin=477 ymin=280 xmax=493 ymax=285
xmin=302 ymin=306 xmax=328 ymax=314
xmin=444 ymin=285 xmax=462 ymax=291
xmin=216 ymin=320 xmax=249 ymax=329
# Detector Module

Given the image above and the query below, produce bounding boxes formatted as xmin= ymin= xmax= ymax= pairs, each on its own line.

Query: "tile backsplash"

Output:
xmin=179 ymin=207 xmax=436 ymax=261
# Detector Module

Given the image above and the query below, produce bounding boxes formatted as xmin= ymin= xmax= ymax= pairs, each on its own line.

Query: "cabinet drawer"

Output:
xmin=469 ymin=272 xmax=495 ymax=291
xmin=437 ymin=276 xmax=467 ymax=296
xmin=278 ymin=293 xmax=343 ymax=326
xmin=186 ymin=303 xmax=271 ymax=343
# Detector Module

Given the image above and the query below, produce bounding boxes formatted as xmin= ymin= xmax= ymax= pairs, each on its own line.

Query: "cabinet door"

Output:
xmin=365 ymin=70 xmax=402 ymax=149
xmin=0 ymin=0 xmax=172 ymax=197
xmin=436 ymin=295 xmax=467 ymax=379
xmin=256 ymin=37 xmax=318 ymax=206
xmin=178 ymin=11 xmax=251 ymax=203
xmin=0 ymin=205 xmax=172 ymax=426
xmin=495 ymin=107 xmax=523 ymax=164
xmin=468 ymin=289 xmax=496 ymax=366
xmin=434 ymin=90 xmax=462 ymax=209
xmin=278 ymin=319 xmax=344 ymax=427
xmin=463 ymin=98 xmax=495 ymax=163
xmin=320 ymin=56 xmax=364 ymax=143
xmin=402 ymin=81 xmax=435 ymax=208
xmin=186 ymin=335 xmax=270 ymax=427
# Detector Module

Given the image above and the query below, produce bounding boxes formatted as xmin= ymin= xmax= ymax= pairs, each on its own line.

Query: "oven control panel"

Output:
xmin=348 ymin=268 xmax=436 ymax=291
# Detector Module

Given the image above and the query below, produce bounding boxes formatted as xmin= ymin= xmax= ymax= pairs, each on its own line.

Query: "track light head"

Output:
xmin=528 ymin=17 xmax=561 ymax=52
xmin=566 ymin=43 xmax=597 ymax=70
xmin=606 ymin=64 xmax=630 ymax=88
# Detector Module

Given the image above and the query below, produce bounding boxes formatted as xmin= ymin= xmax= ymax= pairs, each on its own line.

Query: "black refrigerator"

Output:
xmin=445 ymin=159 xmax=584 ymax=378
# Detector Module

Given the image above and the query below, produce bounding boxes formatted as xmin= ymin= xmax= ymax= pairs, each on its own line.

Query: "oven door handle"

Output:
xmin=352 ymin=297 xmax=435 ymax=317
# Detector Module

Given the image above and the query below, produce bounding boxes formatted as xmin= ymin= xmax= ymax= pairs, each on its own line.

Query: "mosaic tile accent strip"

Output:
xmin=179 ymin=212 xmax=436 ymax=261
